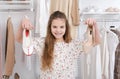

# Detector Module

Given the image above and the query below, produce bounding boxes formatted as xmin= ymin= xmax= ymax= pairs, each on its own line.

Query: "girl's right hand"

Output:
xmin=21 ymin=17 xmax=34 ymax=30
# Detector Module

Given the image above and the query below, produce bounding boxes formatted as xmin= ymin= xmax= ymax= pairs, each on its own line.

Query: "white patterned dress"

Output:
xmin=32 ymin=37 xmax=83 ymax=79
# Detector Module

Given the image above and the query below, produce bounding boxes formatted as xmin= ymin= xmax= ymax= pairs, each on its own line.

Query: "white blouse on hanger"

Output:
xmin=107 ymin=30 xmax=119 ymax=79
xmin=100 ymin=28 xmax=119 ymax=79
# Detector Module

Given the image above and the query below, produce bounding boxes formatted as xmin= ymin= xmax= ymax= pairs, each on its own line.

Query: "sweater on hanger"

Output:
xmin=4 ymin=17 xmax=15 ymax=76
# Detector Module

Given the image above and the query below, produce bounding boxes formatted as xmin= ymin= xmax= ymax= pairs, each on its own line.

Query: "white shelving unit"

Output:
xmin=80 ymin=12 xmax=120 ymax=31
xmin=0 ymin=0 xmax=34 ymax=12
xmin=80 ymin=12 xmax=120 ymax=22
xmin=81 ymin=12 xmax=120 ymax=15
xmin=0 ymin=0 xmax=31 ymax=4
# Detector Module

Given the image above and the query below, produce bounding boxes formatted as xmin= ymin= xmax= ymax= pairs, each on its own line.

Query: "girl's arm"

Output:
xmin=83 ymin=18 xmax=101 ymax=53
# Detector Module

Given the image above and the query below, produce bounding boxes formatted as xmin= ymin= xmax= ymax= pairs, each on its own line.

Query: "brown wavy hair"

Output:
xmin=42 ymin=11 xmax=72 ymax=70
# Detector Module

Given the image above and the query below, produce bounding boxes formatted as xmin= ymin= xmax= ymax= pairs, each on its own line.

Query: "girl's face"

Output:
xmin=51 ymin=18 xmax=66 ymax=42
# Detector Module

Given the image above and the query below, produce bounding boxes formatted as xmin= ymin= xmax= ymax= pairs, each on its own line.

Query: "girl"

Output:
xmin=16 ymin=11 xmax=96 ymax=79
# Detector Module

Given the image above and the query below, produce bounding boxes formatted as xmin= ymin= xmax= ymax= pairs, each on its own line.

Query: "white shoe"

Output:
xmin=22 ymin=29 xmax=33 ymax=56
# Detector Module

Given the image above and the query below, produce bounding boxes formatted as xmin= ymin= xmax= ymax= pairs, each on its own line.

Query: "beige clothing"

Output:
xmin=0 ymin=26 xmax=2 ymax=79
xmin=71 ymin=0 xmax=80 ymax=26
xmin=4 ymin=17 xmax=15 ymax=76
xmin=50 ymin=0 xmax=80 ymax=38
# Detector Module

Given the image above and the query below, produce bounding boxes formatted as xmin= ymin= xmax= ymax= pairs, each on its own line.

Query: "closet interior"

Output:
xmin=0 ymin=0 xmax=120 ymax=79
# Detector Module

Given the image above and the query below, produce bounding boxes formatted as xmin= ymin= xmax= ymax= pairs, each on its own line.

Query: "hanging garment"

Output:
xmin=96 ymin=45 xmax=102 ymax=79
xmin=100 ymin=28 xmax=119 ymax=79
xmin=78 ymin=22 xmax=101 ymax=79
xmin=0 ymin=25 xmax=2 ymax=79
xmin=4 ymin=17 xmax=15 ymax=76
xmin=35 ymin=0 xmax=50 ymax=37
xmin=107 ymin=30 xmax=119 ymax=79
xmin=111 ymin=29 xmax=120 ymax=79
xmin=100 ymin=29 xmax=109 ymax=79
xmin=83 ymin=27 xmax=102 ymax=79
xmin=85 ymin=45 xmax=102 ymax=79
xmin=114 ymin=43 xmax=120 ymax=79
xmin=50 ymin=0 xmax=80 ymax=38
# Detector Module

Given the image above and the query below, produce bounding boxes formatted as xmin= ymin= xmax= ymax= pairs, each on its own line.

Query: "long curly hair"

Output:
xmin=42 ymin=11 xmax=72 ymax=70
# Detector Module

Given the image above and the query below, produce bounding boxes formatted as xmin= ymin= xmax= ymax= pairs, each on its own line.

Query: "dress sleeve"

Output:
xmin=73 ymin=39 xmax=84 ymax=57
xmin=31 ymin=37 xmax=45 ymax=56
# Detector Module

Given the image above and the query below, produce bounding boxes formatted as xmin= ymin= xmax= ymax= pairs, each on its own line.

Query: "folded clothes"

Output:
xmin=105 ymin=7 xmax=120 ymax=12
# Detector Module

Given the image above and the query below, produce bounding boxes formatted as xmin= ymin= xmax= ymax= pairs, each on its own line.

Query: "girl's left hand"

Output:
xmin=85 ymin=18 xmax=96 ymax=28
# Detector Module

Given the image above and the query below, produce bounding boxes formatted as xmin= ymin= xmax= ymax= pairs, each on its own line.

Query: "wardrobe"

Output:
xmin=0 ymin=0 xmax=36 ymax=79
xmin=0 ymin=0 xmax=120 ymax=79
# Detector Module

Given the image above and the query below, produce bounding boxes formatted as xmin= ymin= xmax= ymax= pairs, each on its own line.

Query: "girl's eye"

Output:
xmin=52 ymin=26 xmax=57 ymax=28
xmin=60 ymin=26 xmax=64 ymax=28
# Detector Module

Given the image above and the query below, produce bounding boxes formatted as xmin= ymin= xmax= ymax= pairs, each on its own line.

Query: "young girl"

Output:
xmin=16 ymin=11 xmax=96 ymax=79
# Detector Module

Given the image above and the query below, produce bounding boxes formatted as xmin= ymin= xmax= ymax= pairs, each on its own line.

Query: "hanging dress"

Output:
xmin=0 ymin=24 xmax=2 ymax=79
xmin=107 ymin=30 xmax=119 ymax=79
xmin=111 ymin=29 xmax=120 ymax=79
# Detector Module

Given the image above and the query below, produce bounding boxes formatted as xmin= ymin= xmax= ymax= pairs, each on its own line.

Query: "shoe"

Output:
xmin=14 ymin=73 xmax=19 ymax=79
xmin=22 ymin=29 xmax=33 ymax=56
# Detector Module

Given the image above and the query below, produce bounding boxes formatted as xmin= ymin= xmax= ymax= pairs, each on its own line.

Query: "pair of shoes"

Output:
xmin=14 ymin=73 xmax=20 ymax=79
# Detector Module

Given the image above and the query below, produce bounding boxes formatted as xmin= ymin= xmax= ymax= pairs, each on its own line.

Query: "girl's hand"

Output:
xmin=21 ymin=17 xmax=34 ymax=30
xmin=85 ymin=18 xmax=96 ymax=28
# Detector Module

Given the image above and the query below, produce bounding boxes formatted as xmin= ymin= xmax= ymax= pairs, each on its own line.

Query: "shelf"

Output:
xmin=0 ymin=1 xmax=31 ymax=4
xmin=0 ymin=9 xmax=34 ymax=12
xmin=81 ymin=12 xmax=120 ymax=15
xmin=80 ymin=12 xmax=120 ymax=22
xmin=0 ymin=0 xmax=34 ymax=12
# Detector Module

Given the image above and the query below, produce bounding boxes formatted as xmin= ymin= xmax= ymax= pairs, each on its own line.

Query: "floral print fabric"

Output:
xmin=32 ymin=37 xmax=83 ymax=79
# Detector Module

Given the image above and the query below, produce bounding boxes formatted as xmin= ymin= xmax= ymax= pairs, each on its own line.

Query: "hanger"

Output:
xmin=100 ymin=21 xmax=113 ymax=34
xmin=109 ymin=26 xmax=116 ymax=30
xmin=8 ymin=10 xmax=11 ymax=18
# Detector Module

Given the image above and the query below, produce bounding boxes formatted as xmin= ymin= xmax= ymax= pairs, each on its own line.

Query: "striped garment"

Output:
xmin=111 ymin=29 xmax=120 ymax=79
